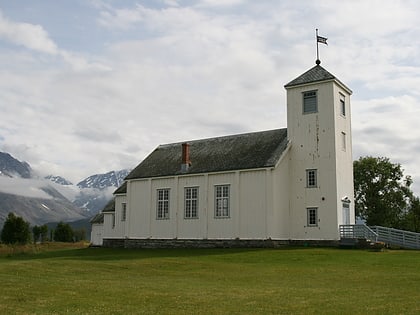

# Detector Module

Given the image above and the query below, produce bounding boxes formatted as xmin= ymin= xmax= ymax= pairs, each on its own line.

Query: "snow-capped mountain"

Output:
xmin=76 ymin=170 xmax=129 ymax=190
xmin=73 ymin=170 xmax=129 ymax=213
xmin=0 ymin=151 xmax=130 ymax=227
xmin=45 ymin=175 xmax=73 ymax=185
xmin=0 ymin=152 xmax=32 ymax=178
xmin=0 ymin=151 xmax=88 ymax=227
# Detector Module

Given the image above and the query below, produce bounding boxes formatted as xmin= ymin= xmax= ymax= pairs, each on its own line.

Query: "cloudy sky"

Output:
xmin=1 ymin=0 xmax=420 ymax=193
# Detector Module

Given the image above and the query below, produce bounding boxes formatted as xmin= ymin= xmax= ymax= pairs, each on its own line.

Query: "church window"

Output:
xmin=157 ymin=189 xmax=170 ymax=219
xmin=111 ymin=214 xmax=115 ymax=229
xmin=307 ymin=207 xmax=318 ymax=227
xmin=121 ymin=203 xmax=127 ymax=221
xmin=185 ymin=187 xmax=199 ymax=219
xmin=303 ymin=90 xmax=317 ymax=113
xmin=306 ymin=169 xmax=317 ymax=188
xmin=340 ymin=93 xmax=346 ymax=116
xmin=215 ymin=185 xmax=230 ymax=218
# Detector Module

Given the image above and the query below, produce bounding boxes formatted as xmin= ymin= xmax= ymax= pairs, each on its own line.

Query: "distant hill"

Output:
xmin=0 ymin=188 xmax=88 ymax=228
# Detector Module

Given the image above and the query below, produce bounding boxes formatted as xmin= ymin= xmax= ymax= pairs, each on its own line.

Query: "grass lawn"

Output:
xmin=0 ymin=244 xmax=419 ymax=314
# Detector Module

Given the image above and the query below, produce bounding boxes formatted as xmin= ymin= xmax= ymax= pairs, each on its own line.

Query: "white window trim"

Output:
xmin=306 ymin=169 xmax=317 ymax=188
xmin=303 ymin=90 xmax=318 ymax=114
xmin=156 ymin=188 xmax=170 ymax=220
xmin=215 ymin=185 xmax=230 ymax=219
xmin=307 ymin=207 xmax=318 ymax=227
xmin=339 ymin=93 xmax=346 ymax=117
xmin=184 ymin=187 xmax=199 ymax=219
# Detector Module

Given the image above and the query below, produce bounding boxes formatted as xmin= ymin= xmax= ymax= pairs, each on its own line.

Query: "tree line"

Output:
xmin=0 ymin=213 xmax=86 ymax=245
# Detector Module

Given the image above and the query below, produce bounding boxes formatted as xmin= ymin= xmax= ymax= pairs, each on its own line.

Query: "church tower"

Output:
xmin=284 ymin=63 xmax=355 ymax=240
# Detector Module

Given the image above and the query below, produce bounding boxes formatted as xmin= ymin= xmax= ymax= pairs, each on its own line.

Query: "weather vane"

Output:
xmin=316 ymin=29 xmax=328 ymax=65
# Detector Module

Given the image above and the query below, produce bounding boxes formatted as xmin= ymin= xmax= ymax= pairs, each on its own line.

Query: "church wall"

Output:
xmin=271 ymin=153 xmax=291 ymax=239
xmin=117 ymin=168 xmax=284 ymax=240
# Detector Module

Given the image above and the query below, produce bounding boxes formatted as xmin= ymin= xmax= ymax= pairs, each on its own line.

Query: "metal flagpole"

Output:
xmin=316 ymin=28 xmax=320 ymax=64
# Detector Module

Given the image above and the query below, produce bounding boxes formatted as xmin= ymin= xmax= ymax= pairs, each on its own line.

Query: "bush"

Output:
xmin=1 ymin=213 xmax=31 ymax=244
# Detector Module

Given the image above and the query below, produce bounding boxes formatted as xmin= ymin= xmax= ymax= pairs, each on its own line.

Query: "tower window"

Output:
xmin=307 ymin=207 xmax=318 ymax=227
xmin=340 ymin=93 xmax=346 ymax=116
xmin=306 ymin=169 xmax=317 ymax=188
xmin=303 ymin=90 xmax=317 ymax=114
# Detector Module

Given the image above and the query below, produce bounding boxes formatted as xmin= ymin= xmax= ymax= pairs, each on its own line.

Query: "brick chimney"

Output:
xmin=181 ymin=143 xmax=191 ymax=172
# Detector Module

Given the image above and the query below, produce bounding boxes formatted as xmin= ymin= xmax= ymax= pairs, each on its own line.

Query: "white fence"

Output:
xmin=372 ymin=226 xmax=420 ymax=250
xmin=340 ymin=224 xmax=420 ymax=249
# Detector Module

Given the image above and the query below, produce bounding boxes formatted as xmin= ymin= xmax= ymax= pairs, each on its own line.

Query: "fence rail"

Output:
xmin=371 ymin=226 xmax=420 ymax=250
xmin=339 ymin=224 xmax=420 ymax=249
xmin=339 ymin=224 xmax=378 ymax=242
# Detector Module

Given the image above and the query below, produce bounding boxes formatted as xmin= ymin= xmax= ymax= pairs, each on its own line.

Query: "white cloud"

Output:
xmin=2 ymin=1 xmax=420 ymax=195
xmin=0 ymin=177 xmax=52 ymax=199
xmin=0 ymin=11 xmax=58 ymax=55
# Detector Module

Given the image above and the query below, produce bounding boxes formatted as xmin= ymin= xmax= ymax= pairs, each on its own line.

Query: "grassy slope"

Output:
xmin=0 ymin=245 xmax=419 ymax=314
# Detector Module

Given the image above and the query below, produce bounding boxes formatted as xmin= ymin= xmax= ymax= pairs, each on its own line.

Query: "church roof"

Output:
xmin=101 ymin=199 xmax=115 ymax=213
xmin=284 ymin=64 xmax=352 ymax=93
xmin=123 ymin=128 xmax=288 ymax=183
xmin=90 ymin=212 xmax=104 ymax=224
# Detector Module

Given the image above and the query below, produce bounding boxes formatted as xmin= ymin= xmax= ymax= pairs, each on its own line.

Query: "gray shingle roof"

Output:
xmin=101 ymin=199 xmax=115 ymax=212
xmin=114 ymin=181 xmax=127 ymax=194
xmin=124 ymin=128 xmax=288 ymax=181
xmin=90 ymin=212 xmax=104 ymax=224
xmin=284 ymin=64 xmax=351 ymax=93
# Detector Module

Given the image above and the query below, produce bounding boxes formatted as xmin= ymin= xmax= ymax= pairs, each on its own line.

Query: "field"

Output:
xmin=0 ymin=244 xmax=419 ymax=314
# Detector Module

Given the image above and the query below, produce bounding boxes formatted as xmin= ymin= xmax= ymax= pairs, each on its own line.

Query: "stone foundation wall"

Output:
xmin=102 ymin=238 xmax=339 ymax=249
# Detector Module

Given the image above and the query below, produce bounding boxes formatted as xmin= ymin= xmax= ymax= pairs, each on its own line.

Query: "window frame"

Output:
xmin=215 ymin=185 xmax=230 ymax=219
xmin=121 ymin=202 xmax=127 ymax=221
xmin=156 ymin=188 xmax=170 ymax=220
xmin=303 ymin=90 xmax=318 ymax=114
xmin=306 ymin=169 xmax=317 ymax=188
xmin=184 ymin=187 xmax=199 ymax=219
xmin=307 ymin=207 xmax=318 ymax=227
xmin=339 ymin=93 xmax=346 ymax=117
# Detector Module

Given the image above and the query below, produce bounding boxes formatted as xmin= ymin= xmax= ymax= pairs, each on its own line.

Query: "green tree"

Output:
xmin=354 ymin=156 xmax=413 ymax=227
xmin=33 ymin=225 xmax=41 ymax=243
xmin=33 ymin=224 xmax=49 ymax=243
xmin=401 ymin=196 xmax=420 ymax=232
xmin=53 ymin=222 xmax=74 ymax=242
xmin=73 ymin=228 xmax=86 ymax=242
xmin=39 ymin=224 xmax=49 ymax=242
xmin=1 ymin=212 xmax=31 ymax=244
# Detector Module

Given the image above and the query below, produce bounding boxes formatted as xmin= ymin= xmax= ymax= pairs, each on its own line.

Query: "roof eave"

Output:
xmin=285 ymin=78 xmax=352 ymax=95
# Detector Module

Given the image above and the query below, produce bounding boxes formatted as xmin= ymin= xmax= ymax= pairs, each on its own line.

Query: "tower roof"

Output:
xmin=284 ymin=64 xmax=352 ymax=94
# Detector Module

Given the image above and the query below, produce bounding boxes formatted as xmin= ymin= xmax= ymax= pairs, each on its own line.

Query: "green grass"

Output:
xmin=0 ymin=245 xmax=419 ymax=314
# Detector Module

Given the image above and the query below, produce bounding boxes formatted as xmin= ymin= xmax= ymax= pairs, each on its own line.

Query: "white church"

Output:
xmin=91 ymin=62 xmax=355 ymax=247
